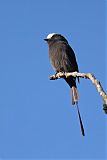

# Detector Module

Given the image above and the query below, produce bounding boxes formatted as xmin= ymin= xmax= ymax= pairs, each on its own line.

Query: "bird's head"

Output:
xmin=44 ymin=33 xmax=68 ymax=44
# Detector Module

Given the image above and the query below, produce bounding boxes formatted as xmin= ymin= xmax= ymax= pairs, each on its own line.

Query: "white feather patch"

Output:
xmin=47 ymin=33 xmax=56 ymax=39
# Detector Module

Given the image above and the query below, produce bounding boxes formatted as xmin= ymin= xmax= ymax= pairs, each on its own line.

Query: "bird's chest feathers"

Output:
xmin=48 ymin=43 xmax=68 ymax=72
xmin=49 ymin=42 xmax=65 ymax=60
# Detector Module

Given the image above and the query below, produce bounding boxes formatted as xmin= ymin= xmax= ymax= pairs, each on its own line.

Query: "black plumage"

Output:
xmin=47 ymin=34 xmax=78 ymax=73
xmin=45 ymin=34 xmax=79 ymax=104
xmin=44 ymin=33 xmax=85 ymax=136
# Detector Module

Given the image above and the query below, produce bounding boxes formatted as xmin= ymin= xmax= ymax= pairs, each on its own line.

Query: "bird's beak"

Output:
xmin=44 ymin=38 xmax=48 ymax=41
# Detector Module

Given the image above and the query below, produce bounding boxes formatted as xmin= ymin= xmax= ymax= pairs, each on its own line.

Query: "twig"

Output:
xmin=49 ymin=71 xmax=107 ymax=114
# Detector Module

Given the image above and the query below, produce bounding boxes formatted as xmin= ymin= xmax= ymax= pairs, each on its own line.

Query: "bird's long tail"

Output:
xmin=71 ymin=87 xmax=85 ymax=136
xmin=65 ymin=78 xmax=85 ymax=136
xmin=76 ymin=102 xmax=85 ymax=136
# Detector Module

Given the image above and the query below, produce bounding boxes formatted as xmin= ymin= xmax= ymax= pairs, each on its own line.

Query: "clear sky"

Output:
xmin=0 ymin=0 xmax=106 ymax=159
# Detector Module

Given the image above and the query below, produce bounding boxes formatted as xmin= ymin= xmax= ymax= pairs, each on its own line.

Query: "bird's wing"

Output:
xmin=60 ymin=43 xmax=80 ymax=83
xmin=66 ymin=44 xmax=79 ymax=72
xmin=57 ymin=43 xmax=79 ymax=73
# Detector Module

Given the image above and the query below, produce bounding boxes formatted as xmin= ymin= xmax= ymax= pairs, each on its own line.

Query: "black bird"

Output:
xmin=44 ymin=33 xmax=85 ymax=136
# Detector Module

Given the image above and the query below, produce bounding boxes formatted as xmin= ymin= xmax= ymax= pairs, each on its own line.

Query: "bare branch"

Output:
xmin=49 ymin=72 xmax=107 ymax=114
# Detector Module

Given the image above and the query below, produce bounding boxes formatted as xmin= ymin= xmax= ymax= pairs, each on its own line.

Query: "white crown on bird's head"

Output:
xmin=44 ymin=33 xmax=66 ymax=42
xmin=46 ymin=33 xmax=57 ymax=39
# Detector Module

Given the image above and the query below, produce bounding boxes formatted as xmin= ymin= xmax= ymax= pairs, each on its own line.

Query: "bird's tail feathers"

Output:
xmin=71 ymin=86 xmax=78 ymax=105
xmin=70 ymin=85 xmax=85 ymax=136
xmin=76 ymin=102 xmax=85 ymax=136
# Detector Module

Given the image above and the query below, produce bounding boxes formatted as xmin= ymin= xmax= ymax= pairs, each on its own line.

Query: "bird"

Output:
xmin=44 ymin=33 xmax=85 ymax=136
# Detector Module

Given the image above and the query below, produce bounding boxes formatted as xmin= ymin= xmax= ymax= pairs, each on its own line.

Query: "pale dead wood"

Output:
xmin=49 ymin=71 xmax=107 ymax=113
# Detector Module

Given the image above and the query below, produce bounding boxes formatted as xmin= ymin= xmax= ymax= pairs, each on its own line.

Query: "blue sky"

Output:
xmin=0 ymin=0 xmax=106 ymax=159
